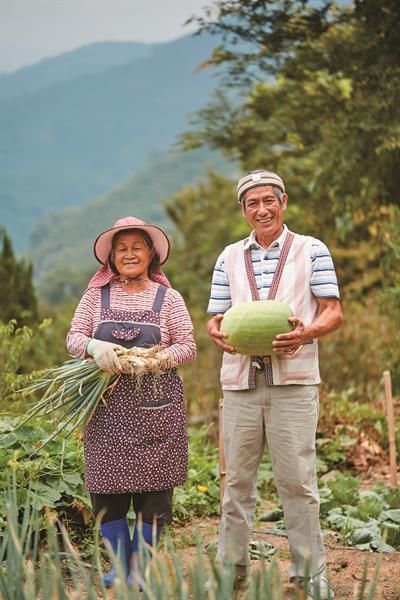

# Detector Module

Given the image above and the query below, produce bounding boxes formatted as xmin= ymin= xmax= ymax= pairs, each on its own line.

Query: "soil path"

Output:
xmin=169 ymin=515 xmax=400 ymax=600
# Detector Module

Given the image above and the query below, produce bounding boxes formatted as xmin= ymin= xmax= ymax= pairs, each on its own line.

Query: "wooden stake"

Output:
xmin=383 ymin=371 xmax=398 ymax=488
xmin=195 ymin=382 xmax=218 ymax=443
xmin=218 ymin=399 xmax=226 ymax=505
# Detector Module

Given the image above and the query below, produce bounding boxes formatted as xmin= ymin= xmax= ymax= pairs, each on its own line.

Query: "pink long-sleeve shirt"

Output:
xmin=66 ymin=280 xmax=196 ymax=365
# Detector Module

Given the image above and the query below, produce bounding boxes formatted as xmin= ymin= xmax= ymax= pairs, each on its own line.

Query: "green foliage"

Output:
xmin=0 ymin=319 xmax=70 ymax=411
xmin=0 ymin=229 xmax=38 ymax=325
xmin=173 ymin=426 xmax=220 ymax=521
xmin=265 ymin=473 xmax=400 ymax=552
xmin=379 ymin=206 xmax=400 ymax=390
xmin=164 ymin=170 xmax=248 ymax=311
xmin=0 ymin=320 xmax=43 ymax=407
xmin=379 ymin=205 xmax=400 ymax=347
xmin=188 ymin=0 xmax=400 ymax=208
xmin=318 ymin=296 xmax=399 ymax=401
xmin=0 ymin=479 xmax=383 ymax=599
xmin=315 ymin=436 xmax=350 ymax=475
xmin=318 ymin=386 xmax=400 ymax=460
xmin=15 ymin=358 xmax=114 ymax=451
xmin=189 ymin=0 xmax=334 ymax=83
xmin=0 ymin=419 xmax=221 ymax=538
xmin=39 ymin=265 xmax=93 ymax=306
xmin=320 ymin=475 xmax=400 ymax=551
xmin=0 ymin=416 xmax=90 ymax=545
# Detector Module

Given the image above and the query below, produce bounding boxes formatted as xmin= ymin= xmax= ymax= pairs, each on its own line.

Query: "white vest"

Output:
xmin=220 ymin=231 xmax=321 ymax=389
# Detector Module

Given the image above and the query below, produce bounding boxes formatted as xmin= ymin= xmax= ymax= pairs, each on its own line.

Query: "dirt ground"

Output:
xmin=99 ymin=508 xmax=400 ymax=600
xmin=171 ymin=514 xmax=400 ymax=600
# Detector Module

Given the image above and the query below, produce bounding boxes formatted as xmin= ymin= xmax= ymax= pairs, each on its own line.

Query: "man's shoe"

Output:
xmin=291 ymin=575 xmax=334 ymax=600
xmin=307 ymin=576 xmax=335 ymax=599
xmin=233 ymin=575 xmax=248 ymax=599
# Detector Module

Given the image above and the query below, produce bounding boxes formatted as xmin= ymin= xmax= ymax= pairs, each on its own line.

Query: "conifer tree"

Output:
xmin=0 ymin=228 xmax=38 ymax=325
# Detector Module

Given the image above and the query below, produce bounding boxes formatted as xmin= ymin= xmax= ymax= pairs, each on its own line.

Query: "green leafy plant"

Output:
xmin=320 ymin=475 xmax=400 ymax=551
xmin=0 ymin=480 xmax=385 ymax=600
xmin=0 ymin=416 xmax=90 ymax=546
xmin=173 ymin=426 xmax=221 ymax=521
xmin=0 ymin=421 xmax=221 ymax=541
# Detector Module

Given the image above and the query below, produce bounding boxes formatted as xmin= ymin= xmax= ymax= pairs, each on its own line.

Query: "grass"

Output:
xmin=0 ymin=481 xmax=385 ymax=600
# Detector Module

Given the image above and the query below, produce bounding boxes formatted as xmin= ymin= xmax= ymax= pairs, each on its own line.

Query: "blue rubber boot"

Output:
xmin=133 ymin=521 xmax=163 ymax=551
xmin=129 ymin=521 xmax=163 ymax=588
xmin=101 ymin=518 xmax=131 ymax=588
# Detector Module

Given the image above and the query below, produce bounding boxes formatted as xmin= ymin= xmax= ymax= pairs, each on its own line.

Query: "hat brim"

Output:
xmin=94 ymin=224 xmax=170 ymax=265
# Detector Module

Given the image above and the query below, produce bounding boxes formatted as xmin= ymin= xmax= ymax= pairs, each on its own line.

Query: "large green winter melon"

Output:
xmin=220 ymin=300 xmax=294 ymax=356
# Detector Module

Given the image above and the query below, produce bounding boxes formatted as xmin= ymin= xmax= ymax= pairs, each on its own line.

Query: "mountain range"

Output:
xmin=30 ymin=147 xmax=235 ymax=281
xmin=0 ymin=33 xmax=225 ymax=252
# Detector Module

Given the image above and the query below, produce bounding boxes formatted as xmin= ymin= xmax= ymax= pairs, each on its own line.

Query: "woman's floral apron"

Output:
xmin=83 ymin=283 xmax=188 ymax=493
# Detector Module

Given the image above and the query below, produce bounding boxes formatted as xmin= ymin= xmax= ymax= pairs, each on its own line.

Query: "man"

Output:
xmin=207 ymin=170 xmax=342 ymax=599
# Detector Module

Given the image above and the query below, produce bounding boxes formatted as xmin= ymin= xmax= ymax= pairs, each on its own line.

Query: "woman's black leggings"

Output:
xmin=90 ymin=489 xmax=173 ymax=525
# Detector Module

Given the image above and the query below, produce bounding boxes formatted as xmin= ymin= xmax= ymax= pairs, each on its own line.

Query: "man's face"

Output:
xmin=239 ymin=185 xmax=287 ymax=243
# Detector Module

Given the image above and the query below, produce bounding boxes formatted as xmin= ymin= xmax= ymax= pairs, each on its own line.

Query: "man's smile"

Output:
xmin=257 ymin=216 xmax=273 ymax=223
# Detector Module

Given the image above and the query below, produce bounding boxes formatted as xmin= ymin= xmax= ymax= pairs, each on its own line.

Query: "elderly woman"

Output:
xmin=66 ymin=216 xmax=196 ymax=587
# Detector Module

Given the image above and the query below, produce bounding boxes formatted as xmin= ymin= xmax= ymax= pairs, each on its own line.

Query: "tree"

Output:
xmin=0 ymin=229 xmax=38 ymax=325
xmin=164 ymin=171 xmax=249 ymax=310
xmin=182 ymin=0 xmax=400 ymax=300
xmin=186 ymin=0 xmax=399 ymax=208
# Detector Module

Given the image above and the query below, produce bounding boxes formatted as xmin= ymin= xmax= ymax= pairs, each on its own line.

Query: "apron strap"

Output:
xmin=101 ymin=283 xmax=111 ymax=310
xmin=152 ymin=284 xmax=168 ymax=313
xmin=100 ymin=282 xmax=168 ymax=312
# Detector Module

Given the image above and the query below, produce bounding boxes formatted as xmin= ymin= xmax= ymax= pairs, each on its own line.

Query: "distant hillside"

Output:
xmin=0 ymin=34 xmax=221 ymax=250
xmin=30 ymin=147 xmax=236 ymax=280
xmin=0 ymin=42 xmax=152 ymax=100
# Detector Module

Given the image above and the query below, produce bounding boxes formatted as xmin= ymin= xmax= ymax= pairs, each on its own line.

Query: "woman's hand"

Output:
xmin=207 ymin=314 xmax=236 ymax=354
xmin=87 ymin=339 xmax=124 ymax=374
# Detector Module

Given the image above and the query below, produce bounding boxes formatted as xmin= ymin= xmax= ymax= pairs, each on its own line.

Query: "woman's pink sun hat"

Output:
xmin=93 ymin=216 xmax=170 ymax=265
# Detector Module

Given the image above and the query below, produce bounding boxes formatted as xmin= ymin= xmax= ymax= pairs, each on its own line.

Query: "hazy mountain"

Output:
xmin=30 ymin=147 xmax=236 ymax=280
xmin=0 ymin=34 xmax=221 ymax=250
xmin=0 ymin=42 xmax=152 ymax=100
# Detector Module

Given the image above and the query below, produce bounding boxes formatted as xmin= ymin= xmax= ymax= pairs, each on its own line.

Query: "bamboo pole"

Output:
xmin=218 ymin=400 xmax=226 ymax=505
xmin=383 ymin=371 xmax=398 ymax=488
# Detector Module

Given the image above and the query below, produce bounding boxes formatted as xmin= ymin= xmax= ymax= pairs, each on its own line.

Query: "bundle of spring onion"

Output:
xmin=13 ymin=345 xmax=175 ymax=450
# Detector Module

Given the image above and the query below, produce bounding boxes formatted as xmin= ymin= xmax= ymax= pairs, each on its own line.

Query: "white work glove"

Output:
xmin=86 ymin=339 xmax=124 ymax=374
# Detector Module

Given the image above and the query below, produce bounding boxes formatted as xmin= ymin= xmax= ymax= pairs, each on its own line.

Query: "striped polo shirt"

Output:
xmin=208 ymin=226 xmax=340 ymax=314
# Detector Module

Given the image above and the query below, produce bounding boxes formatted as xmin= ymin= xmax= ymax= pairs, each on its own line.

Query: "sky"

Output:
xmin=0 ymin=0 xmax=212 ymax=73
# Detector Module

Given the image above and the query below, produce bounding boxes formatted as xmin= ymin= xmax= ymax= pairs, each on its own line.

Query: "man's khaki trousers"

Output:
xmin=217 ymin=372 xmax=326 ymax=579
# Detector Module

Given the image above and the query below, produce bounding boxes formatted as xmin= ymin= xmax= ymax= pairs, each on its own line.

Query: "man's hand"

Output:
xmin=272 ymin=297 xmax=343 ymax=356
xmin=272 ymin=317 xmax=306 ymax=355
xmin=207 ymin=314 xmax=236 ymax=354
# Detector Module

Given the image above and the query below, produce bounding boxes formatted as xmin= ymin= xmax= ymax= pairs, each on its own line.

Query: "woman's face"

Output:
xmin=113 ymin=231 xmax=153 ymax=280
